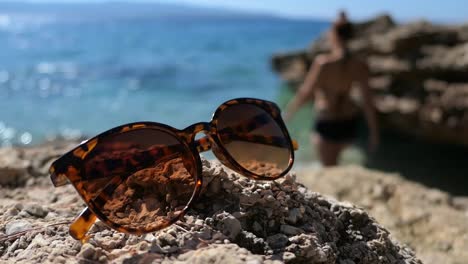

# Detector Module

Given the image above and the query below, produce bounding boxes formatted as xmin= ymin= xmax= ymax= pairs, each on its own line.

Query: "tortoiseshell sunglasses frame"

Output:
xmin=49 ymin=98 xmax=297 ymax=242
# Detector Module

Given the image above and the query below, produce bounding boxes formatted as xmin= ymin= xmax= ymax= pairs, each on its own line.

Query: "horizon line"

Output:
xmin=0 ymin=0 xmax=463 ymax=24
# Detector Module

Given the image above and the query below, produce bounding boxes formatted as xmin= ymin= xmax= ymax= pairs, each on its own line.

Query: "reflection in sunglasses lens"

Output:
xmin=75 ymin=129 xmax=197 ymax=232
xmin=217 ymin=104 xmax=292 ymax=178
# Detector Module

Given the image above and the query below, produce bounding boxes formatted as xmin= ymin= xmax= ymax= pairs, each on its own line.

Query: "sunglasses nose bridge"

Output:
xmin=182 ymin=122 xmax=216 ymax=153
xmin=184 ymin=122 xmax=211 ymax=137
xmin=182 ymin=122 xmax=214 ymax=143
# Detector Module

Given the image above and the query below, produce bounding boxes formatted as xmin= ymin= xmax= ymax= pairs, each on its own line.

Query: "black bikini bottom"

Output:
xmin=314 ymin=116 xmax=359 ymax=143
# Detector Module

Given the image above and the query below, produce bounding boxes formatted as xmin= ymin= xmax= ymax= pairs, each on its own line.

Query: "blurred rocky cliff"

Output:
xmin=272 ymin=14 xmax=468 ymax=146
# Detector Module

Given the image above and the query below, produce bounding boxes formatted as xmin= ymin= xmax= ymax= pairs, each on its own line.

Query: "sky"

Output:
xmin=155 ymin=0 xmax=468 ymax=23
xmin=13 ymin=0 xmax=468 ymax=23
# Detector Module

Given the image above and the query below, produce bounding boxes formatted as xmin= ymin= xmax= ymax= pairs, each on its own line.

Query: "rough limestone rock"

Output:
xmin=0 ymin=140 xmax=77 ymax=187
xmin=271 ymin=14 xmax=468 ymax=146
xmin=0 ymin=148 xmax=30 ymax=187
xmin=0 ymin=144 xmax=420 ymax=263
xmin=298 ymin=165 xmax=468 ymax=264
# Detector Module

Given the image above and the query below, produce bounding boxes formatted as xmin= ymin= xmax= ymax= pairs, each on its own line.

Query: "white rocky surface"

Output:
xmin=0 ymin=144 xmax=421 ymax=263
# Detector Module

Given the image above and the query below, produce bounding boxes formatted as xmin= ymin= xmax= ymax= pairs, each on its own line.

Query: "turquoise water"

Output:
xmin=2 ymin=4 xmax=467 ymax=195
xmin=0 ymin=4 xmax=329 ymax=147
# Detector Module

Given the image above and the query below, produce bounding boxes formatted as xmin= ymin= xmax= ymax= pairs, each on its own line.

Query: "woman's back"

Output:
xmin=313 ymin=54 xmax=368 ymax=120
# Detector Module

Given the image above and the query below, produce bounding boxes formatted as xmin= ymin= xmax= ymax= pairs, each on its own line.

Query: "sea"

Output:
xmin=2 ymin=3 xmax=467 ymax=195
xmin=0 ymin=3 xmax=328 ymax=154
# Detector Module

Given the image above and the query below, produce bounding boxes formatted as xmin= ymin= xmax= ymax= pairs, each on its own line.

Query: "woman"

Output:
xmin=284 ymin=14 xmax=379 ymax=166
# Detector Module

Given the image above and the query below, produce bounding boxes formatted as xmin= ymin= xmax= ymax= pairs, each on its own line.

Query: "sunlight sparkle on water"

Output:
xmin=20 ymin=132 xmax=32 ymax=145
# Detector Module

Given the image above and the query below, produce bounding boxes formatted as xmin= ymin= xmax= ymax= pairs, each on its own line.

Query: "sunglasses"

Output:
xmin=49 ymin=98 xmax=298 ymax=242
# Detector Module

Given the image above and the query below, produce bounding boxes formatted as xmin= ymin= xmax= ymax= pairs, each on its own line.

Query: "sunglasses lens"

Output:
xmin=216 ymin=104 xmax=292 ymax=178
xmin=77 ymin=128 xmax=197 ymax=233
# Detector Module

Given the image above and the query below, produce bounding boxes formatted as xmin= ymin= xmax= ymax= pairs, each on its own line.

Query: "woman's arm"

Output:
xmin=358 ymin=64 xmax=379 ymax=152
xmin=284 ymin=56 xmax=324 ymax=122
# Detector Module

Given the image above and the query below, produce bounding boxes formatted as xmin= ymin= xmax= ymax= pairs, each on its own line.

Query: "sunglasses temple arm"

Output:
xmin=292 ymin=139 xmax=299 ymax=150
xmin=69 ymin=207 xmax=97 ymax=243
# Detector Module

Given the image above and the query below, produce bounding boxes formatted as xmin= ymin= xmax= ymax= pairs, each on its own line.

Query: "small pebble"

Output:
xmin=24 ymin=204 xmax=48 ymax=218
xmin=5 ymin=220 xmax=32 ymax=235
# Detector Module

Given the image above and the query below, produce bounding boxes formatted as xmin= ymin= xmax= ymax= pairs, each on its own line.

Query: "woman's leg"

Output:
xmin=313 ymin=134 xmax=347 ymax=167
